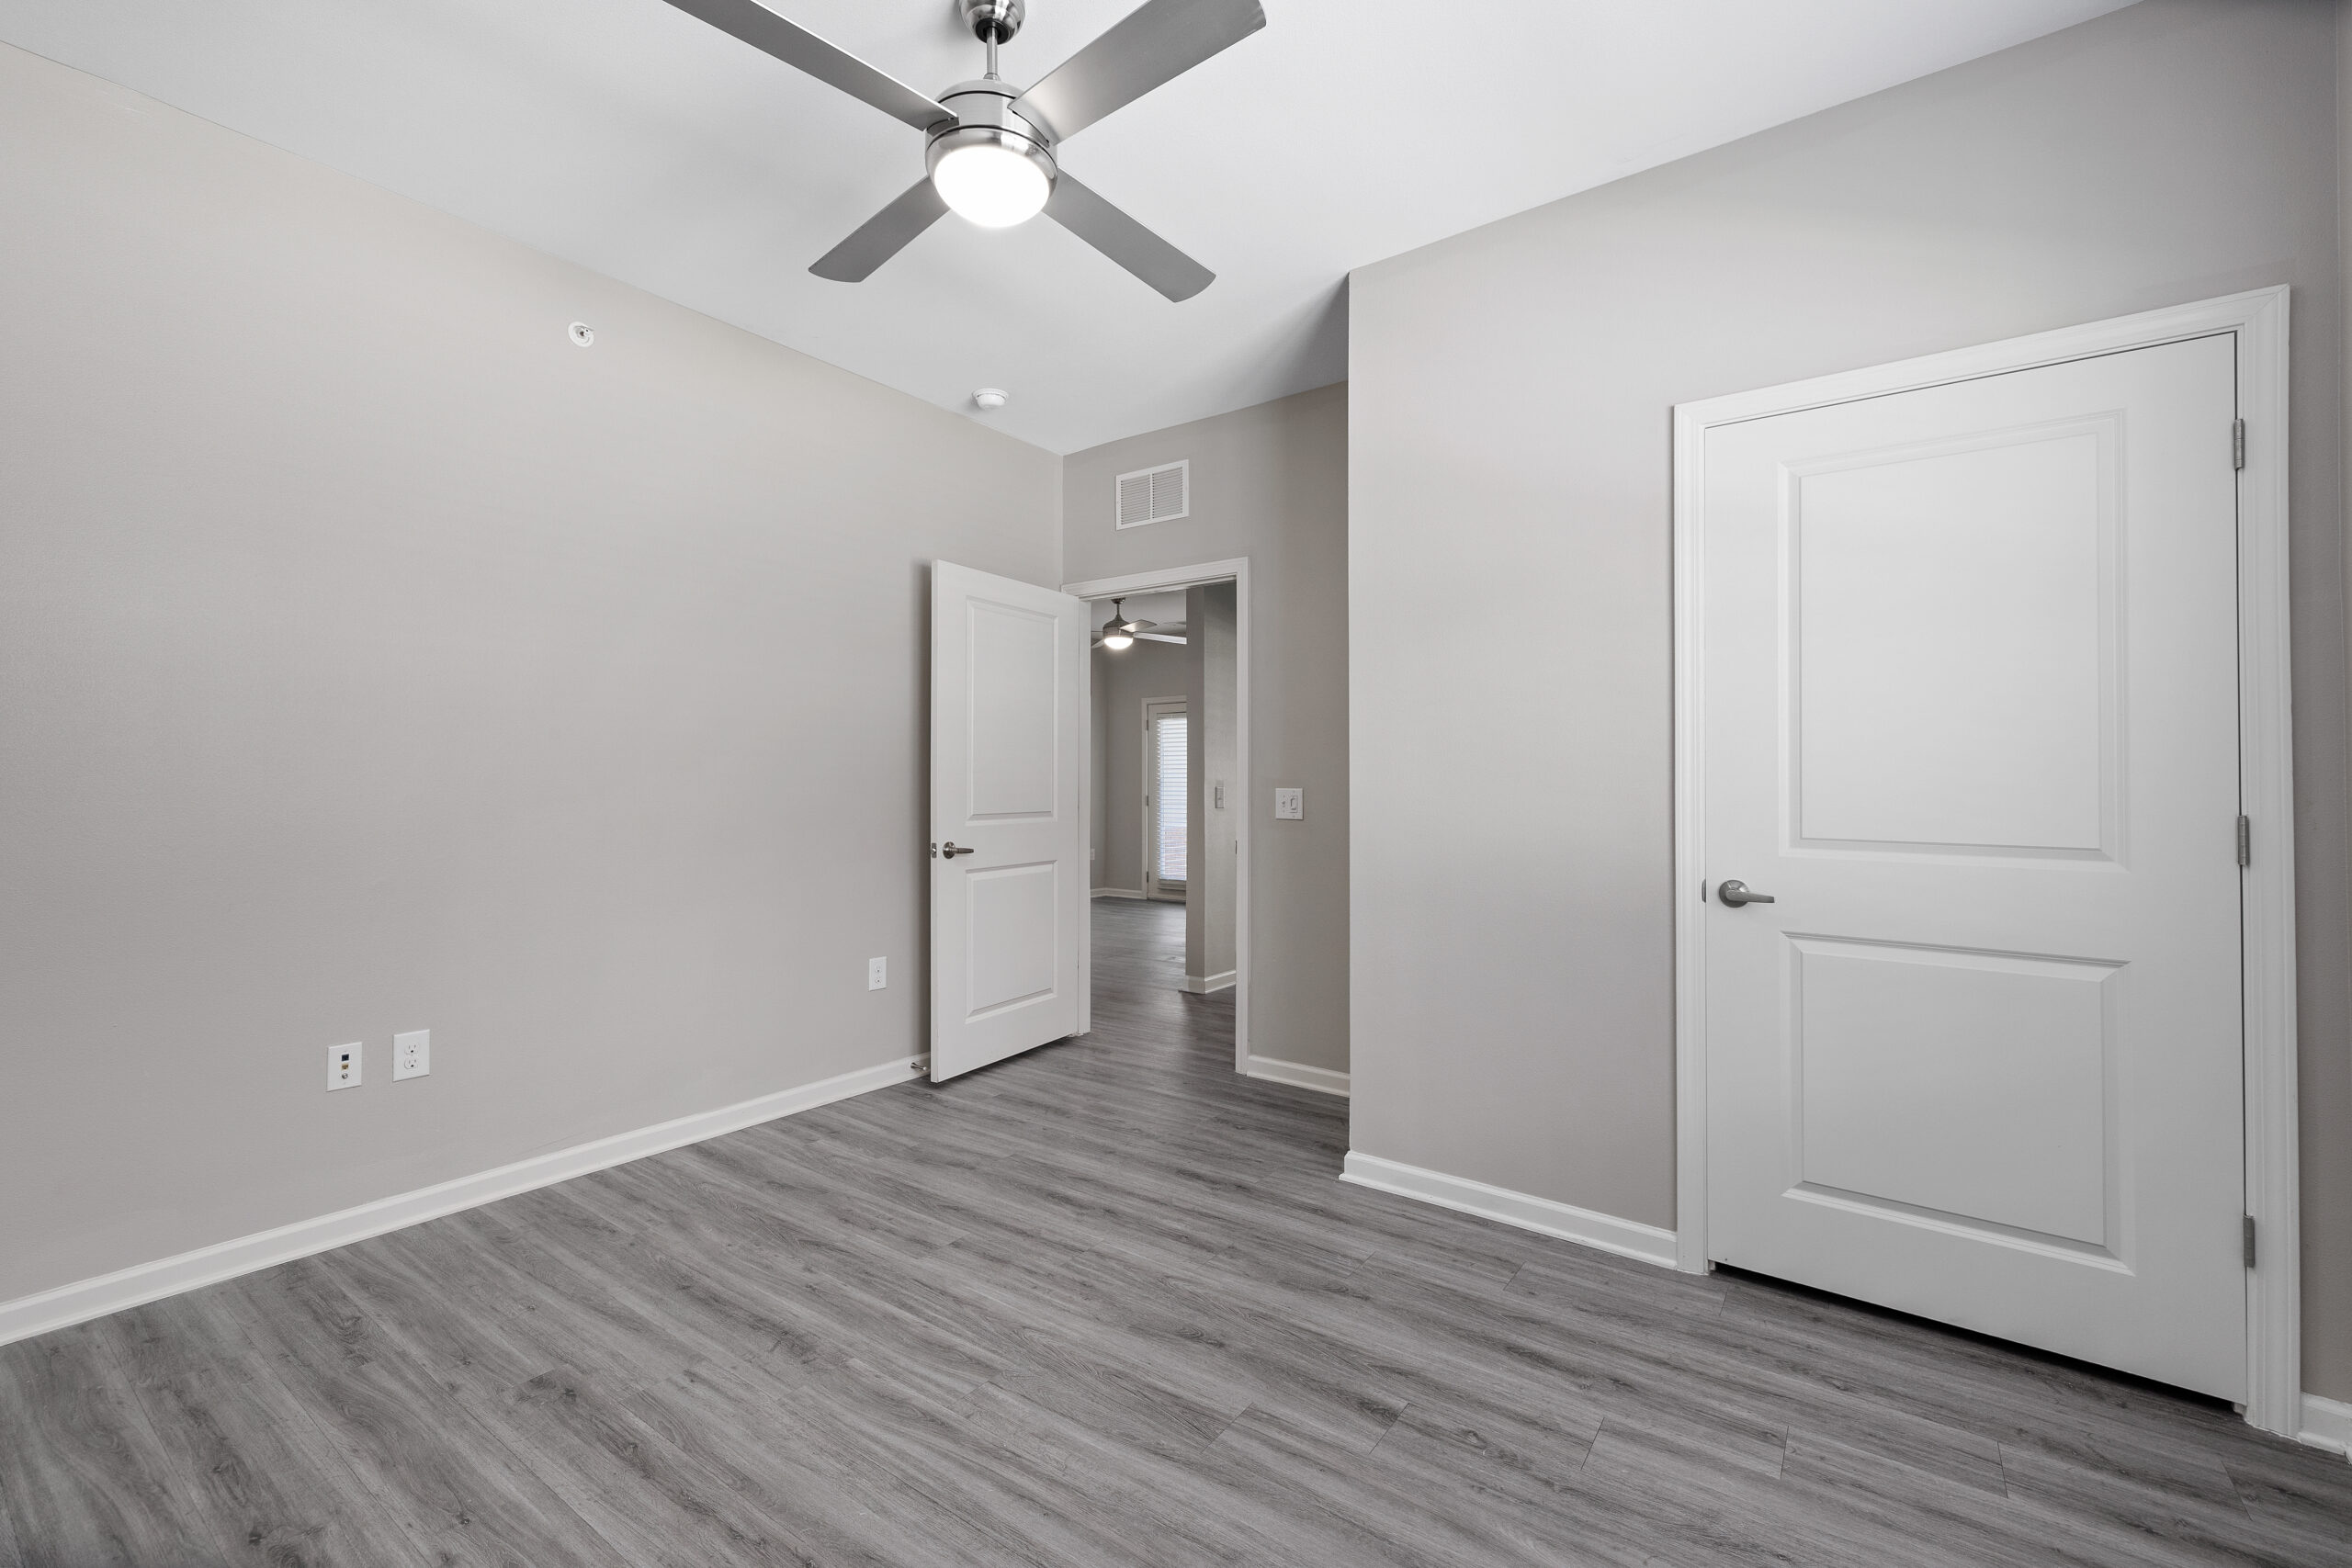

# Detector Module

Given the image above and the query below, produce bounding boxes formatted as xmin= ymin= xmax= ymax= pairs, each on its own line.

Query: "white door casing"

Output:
xmin=1674 ymin=289 xmax=2299 ymax=1431
xmin=931 ymin=561 xmax=1089 ymax=1082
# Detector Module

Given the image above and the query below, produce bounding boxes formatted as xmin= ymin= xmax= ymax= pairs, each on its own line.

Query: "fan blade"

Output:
xmin=1012 ymin=0 xmax=1264 ymax=143
xmin=1133 ymin=632 xmax=1187 ymax=644
xmin=1045 ymin=173 xmax=1214 ymax=301
xmin=662 ymin=0 xmax=955 ymax=133
xmin=810 ymin=179 xmax=949 ymax=281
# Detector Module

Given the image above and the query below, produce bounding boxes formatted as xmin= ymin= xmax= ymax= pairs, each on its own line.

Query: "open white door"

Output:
xmin=930 ymin=561 xmax=1089 ymax=1082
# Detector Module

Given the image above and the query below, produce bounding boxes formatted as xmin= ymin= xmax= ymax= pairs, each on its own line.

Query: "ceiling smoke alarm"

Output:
xmin=972 ymin=388 xmax=1009 ymax=411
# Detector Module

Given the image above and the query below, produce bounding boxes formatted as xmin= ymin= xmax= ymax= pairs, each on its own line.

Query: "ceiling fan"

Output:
xmin=660 ymin=0 xmax=1265 ymax=300
xmin=1092 ymin=600 xmax=1184 ymax=649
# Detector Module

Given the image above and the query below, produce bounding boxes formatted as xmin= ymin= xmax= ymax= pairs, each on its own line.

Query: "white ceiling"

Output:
xmin=0 ymin=0 xmax=2132 ymax=452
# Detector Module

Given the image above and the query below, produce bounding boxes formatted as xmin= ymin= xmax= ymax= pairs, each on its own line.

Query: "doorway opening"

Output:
xmin=1068 ymin=561 xmax=1250 ymax=1074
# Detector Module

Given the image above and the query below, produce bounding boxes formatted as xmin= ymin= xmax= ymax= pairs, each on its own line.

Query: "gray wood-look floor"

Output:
xmin=6 ymin=895 xmax=2348 ymax=1566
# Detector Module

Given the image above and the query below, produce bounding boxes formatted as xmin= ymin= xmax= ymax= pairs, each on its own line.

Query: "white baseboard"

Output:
xmin=0 ymin=1055 xmax=926 ymax=1349
xmin=1091 ymin=886 xmax=1146 ymax=899
xmin=1340 ymin=1150 xmax=1679 ymax=1268
xmin=2302 ymin=1393 xmax=2352 ymax=1459
xmin=1244 ymin=1055 xmax=1350 ymax=1097
xmin=1182 ymin=970 xmax=1237 ymax=994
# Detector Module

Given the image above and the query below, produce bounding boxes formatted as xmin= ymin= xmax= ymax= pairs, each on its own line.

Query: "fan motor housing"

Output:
xmin=928 ymin=79 xmax=1057 ymax=186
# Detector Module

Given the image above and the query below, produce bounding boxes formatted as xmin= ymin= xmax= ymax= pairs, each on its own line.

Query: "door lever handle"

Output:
xmin=1716 ymin=879 xmax=1775 ymax=907
xmin=941 ymin=842 xmax=976 ymax=858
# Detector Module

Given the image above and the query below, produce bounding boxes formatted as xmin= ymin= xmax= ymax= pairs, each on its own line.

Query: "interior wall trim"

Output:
xmin=1090 ymin=886 xmax=1148 ymax=899
xmin=1670 ymin=286 xmax=2301 ymax=1438
xmin=2302 ymin=1393 xmax=2352 ymax=1461
xmin=1183 ymin=969 xmax=1238 ymax=994
xmin=1342 ymin=1152 xmax=1674 ymax=1264
xmin=1244 ymin=1054 xmax=1347 ymax=1097
xmin=0 ymin=1054 xmax=926 ymax=1349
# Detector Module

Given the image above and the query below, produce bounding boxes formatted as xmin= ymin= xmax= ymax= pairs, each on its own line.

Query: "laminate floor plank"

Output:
xmin=220 ymin=1257 xmax=633 ymax=1568
xmin=92 ymin=1294 xmax=422 ymax=1568
xmin=0 ymin=1326 xmax=203 ymax=1567
xmin=6 ymin=894 xmax=2344 ymax=1566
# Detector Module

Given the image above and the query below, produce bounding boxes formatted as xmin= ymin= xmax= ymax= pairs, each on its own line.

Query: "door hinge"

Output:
xmin=2236 ymin=815 xmax=2252 ymax=867
xmin=2232 ymin=418 xmax=2246 ymax=470
xmin=2244 ymin=1214 xmax=2258 ymax=1269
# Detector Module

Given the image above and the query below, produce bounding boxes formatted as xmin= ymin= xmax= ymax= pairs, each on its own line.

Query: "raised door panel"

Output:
xmin=1792 ymin=423 xmax=2114 ymax=858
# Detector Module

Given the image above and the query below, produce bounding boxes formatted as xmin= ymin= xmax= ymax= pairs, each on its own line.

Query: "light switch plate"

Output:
xmin=327 ymin=1042 xmax=362 ymax=1091
xmin=392 ymin=1029 xmax=430 ymax=1080
xmin=868 ymin=956 xmax=888 ymax=990
xmin=1274 ymin=787 xmax=1304 ymax=820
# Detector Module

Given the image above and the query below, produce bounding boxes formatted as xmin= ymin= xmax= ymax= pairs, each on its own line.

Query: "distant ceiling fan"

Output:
xmin=1092 ymin=600 xmax=1184 ymax=649
xmin=661 ymin=0 xmax=1265 ymax=300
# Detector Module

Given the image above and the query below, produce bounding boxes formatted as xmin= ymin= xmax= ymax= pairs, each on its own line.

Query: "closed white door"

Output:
xmin=1699 ymin=333 xmax=2245 ymax=1399
xmin=930 ymin=561 xmax=1088 ymax=1082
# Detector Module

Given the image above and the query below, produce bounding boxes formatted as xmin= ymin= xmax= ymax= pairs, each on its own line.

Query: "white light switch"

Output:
xmin=1274 ymin=787 xmax=1304 ymax=820
xmin=392 ymin=1029 xmax=430 ymax=1080
xmin=868 ymin=956 xmax=888 ymax=990
xmin=327 ymin=1042 xmax=362 ymax=1091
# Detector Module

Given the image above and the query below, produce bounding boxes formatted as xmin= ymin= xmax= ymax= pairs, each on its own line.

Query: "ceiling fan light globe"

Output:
xmin=930 ymin=138 xmax=1052 ymax=228
xmin=1101 ymin=629 xmax=1135 ymax=649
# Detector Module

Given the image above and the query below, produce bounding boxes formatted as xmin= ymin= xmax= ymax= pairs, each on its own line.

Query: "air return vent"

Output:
xmin=1115 ymin=460 xmax=1189 ymax=528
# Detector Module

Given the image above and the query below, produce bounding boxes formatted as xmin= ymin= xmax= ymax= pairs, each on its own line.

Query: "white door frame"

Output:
xmin=1142 ymin=694 xmax=1189 ymax=901
xmin=1671 ymin=288 xmax=2300 ymax=1438
xmin=1066 ymin=557 xmax=1251 ymax=1075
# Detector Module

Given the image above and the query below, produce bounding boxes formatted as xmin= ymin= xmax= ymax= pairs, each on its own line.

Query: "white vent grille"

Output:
xmin=1115 ymin=459 xmax=1189 ymax=528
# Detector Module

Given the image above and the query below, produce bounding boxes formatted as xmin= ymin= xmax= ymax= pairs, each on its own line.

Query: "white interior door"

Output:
xmin=1699 ymin=333 xmax=2246 ymax=1399
xmin=930 ymin=561 xmax=1088 ymax=1082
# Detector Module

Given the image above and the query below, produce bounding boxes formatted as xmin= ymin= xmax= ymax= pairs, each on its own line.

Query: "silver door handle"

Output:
xmin=1717 ymin=879 xmax=1775 ymax=907
xmin=941 ymin=842 xmax=976 ymax=858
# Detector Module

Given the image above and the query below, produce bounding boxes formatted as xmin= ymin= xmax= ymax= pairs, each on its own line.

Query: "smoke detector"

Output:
xmin=972 ymin=388 xmax=1009 ymax=412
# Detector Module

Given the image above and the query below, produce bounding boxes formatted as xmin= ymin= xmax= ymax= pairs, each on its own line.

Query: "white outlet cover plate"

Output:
xmin=1274 ymin=788 xmax=1304 ymax=819
xmin=392 ymin=1029 xmax=430 ymax=1080
xmin=867 ymin=957 xmax=888 ymax=991
xmin=327 ymin=1042 xmax=362 ymax=1091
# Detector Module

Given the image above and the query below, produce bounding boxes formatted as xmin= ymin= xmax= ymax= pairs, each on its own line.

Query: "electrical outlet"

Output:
xmin=327 ymin=1042 xmax=362 ymax=1091
xmin=392 ymin=1029 xmax=430 ymax=1080
xmin=1274 ymin=787 xmax=1304 ymax=820
xmin=867 ymin=956 xmax=888 ymax=990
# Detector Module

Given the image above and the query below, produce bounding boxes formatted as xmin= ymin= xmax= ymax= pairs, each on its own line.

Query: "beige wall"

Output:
xmin=1090 ymin=637 xmax=1190 ymax=897
xmin=1064 ymin=386 xmax=1350 ymax=1077
xmin=0 ymin=44 xmax=1061 ymax=1306
xmin=1350 ymin=0 xmax=2352 ymax=1400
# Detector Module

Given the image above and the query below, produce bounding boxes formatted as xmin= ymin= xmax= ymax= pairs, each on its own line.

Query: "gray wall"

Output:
xmin=1350 ymin=0 xmax=2352 ymax=1400
xmin=1090 ymin=638 xmax=1190 ymax=897
xmin=0 ymin=43 xmax=1061 ymax=1307
xmin=1065 ymin=386 xmax=1350 ymax=1077
xmin=1186 ymin=582 xmax=1239 ymax=986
